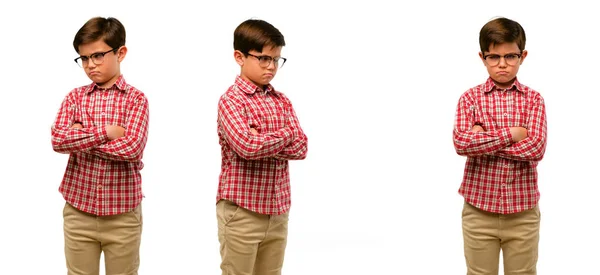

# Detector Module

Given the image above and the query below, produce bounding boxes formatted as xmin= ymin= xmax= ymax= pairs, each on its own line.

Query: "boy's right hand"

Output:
xmin=106 ymin=125 xmax=126 ymax=140
xmin=509 ymin=127 xmax=528 ymax=143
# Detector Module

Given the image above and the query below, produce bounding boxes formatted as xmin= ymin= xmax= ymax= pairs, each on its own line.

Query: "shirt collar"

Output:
xmin=85 ymin=74 xmax=127 ymax=94
xmin=234 ymin=75 xmax=276 ymax=95
xmin=483 ymin=77 xmax=525 ymax=93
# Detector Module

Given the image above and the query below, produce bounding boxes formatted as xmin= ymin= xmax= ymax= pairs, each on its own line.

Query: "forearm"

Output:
xmin=274 ymin=134 xmax=308 ymax=160
xmin=89 ymin=134 xmax=146 ymax=161
xmin=230 ymin=127 xmax=295 ymax=160
xmin=219 ymin=96 xmax=296 ymax=160
xmin=454 ymin=127 xmax=513 ymax=157
xmin=494 ymin=135 xmax=546 ymax=161
xmin=51 ymin=126 xmax=108 ymax=154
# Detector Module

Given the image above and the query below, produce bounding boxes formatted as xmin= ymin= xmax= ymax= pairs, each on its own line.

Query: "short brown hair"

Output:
xmin=479 ymin=17 xmax=526 ymax=53
xmin=234 ymin=19 xmax=285 ymax=54
xmin=73 ymin=17 xmax=126 ymax=53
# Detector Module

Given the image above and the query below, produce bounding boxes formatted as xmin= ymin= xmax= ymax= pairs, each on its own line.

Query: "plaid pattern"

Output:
xmin=217 ymin=76 xmax=307 ymax=215
xmin=51 ymin=75 xmax=149 ymax=216
xmin=454 ymin=77 xmax=547 ymax=214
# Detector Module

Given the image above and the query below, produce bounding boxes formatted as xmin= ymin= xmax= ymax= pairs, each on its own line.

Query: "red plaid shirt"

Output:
xmin=454 ymin=77 xmax=547 ymax=214
xmin=51 ymin=75 xmax=149 ymax=216
xmin=217 ymin=76 xmax=308 ymax=215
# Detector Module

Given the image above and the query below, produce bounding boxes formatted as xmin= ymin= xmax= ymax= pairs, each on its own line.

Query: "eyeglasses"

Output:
xmin=483 ymin=53 xmax=522 ymax=66
xmin=74 ymin=48 xmax=117 ymax=68
xmin=246 ymin=53 xmax=287 ymax=68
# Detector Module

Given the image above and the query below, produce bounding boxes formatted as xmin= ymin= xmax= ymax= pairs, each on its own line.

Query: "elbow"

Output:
xmin=297 ymin=144 xmax=308 ymax=160
xmin=453 ymin=135 xmax=470 ymax=156
xmin=122 ymin=150 xmax=143 ymax=162
xmin=51 ymin=129 xmax=68 ymax=153
xmin=297 ymin=153 xmax=307 ymax=160
xmin=453 ymin=143 xmax=470 ymax=157
xmin=530 ymin=136 xmax=547 ymax=161
xmin=51 ymin=138 xmax=68 ymax=154
xmin=124 ymin=141 xmax=145 ymax=161
xmin=531 ymin=147 xmax=546 ymax=162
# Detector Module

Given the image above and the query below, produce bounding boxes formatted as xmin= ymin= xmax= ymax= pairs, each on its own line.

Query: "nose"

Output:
xmin=498 ymin=57 xmax=508 ymax=67
xmin=84 ymin=60 xmax=96 ymax=69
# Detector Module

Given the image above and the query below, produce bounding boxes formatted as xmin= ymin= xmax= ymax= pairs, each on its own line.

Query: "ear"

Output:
xmin=117 ymin=46 xmax=128 ymax=62
xmin=519 ymin=50 xmax=528 ymax=64
xmin=234 ymin=50 xmax=245 ymax=66
xmin=478 ymin=52 xmax=486 ymax=65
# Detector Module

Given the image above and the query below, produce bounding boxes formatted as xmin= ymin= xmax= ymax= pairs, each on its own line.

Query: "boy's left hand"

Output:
xmin=71 ymin=123 xmax=83 ymax=129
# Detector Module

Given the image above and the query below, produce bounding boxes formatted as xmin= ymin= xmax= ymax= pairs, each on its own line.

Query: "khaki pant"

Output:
xmin=462 ymin=202 xmax=540 ymax=275
xmin=63 ymin=203 xmax=143 ymax=275
xmin=217 ymin=200 xmax=289 ymax=275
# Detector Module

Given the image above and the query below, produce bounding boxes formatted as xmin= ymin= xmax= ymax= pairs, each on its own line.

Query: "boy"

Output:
xmin=216 ymin=19 xmax=308 ymax=275
xmin=51 ymin=17 xmax=149 ymax=275
xmin=453 ymin=17 xmax=547 ymax=275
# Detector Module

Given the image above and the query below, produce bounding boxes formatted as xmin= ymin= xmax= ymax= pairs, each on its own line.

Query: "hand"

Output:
xmin=105 ymin=125 xmax=126 ymax=140
xmin=471 ymin=125 xmax=485 ymax=133
xmin=249 ymin=128 xmax=259 ymax=135
xmin=71 ymin=123 xmax=83 ymax=129
xmin=509 ymin=127 xmax=528 ymax=143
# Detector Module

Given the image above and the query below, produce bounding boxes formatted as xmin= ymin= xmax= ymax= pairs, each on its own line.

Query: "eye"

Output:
xmin=487 ymin=55 xmax=500 ymax=60
xmin=80 ymin=56 xmax=89 ymax=62
xmin=505 ymin=54 xmax=518 ymax=60
xmin=91 ymin=53 xmax=104 ymax=59
xmin=259 ymin=56 xmax=272 ymax=62
xmin=273 ymin=57 xmax=281 ymax=63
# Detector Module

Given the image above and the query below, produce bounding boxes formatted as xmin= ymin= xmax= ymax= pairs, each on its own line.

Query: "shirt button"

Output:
xmin=503 ymin=113 xmax=508 ymax=117
xmin=97 ymin=184 xmax=103 ymax=189
xmin=100 ymin=112 xmax=106 ymax=116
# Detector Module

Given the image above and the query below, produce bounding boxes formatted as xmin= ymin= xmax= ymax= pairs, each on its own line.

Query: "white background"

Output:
xmin=1 ymin=0 xmax=598 ymax=274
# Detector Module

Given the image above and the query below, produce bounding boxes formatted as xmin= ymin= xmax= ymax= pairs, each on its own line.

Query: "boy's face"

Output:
xmin=77 ymin=40 xmax=127 ymax=88
xmin=235 ymin=45 xmax=282 ymax=87
xmin=479 ymin=42 xmax=527 ymax=89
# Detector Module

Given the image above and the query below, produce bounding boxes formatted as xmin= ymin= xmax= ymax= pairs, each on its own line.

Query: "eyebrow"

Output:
xmin=485 ymin=52 xmax=521 ymax=56
xmin=79 ymin=50 xmax=113 ymax=57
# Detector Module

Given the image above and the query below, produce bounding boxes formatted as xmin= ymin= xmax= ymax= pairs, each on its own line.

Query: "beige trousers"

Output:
xmin=462 ymin=202 xmax=540 ymax=275
xmin=63 ymin=202 xmax=143 ymax=275
xmin=217 ymin=200 xmax=289 ymax=275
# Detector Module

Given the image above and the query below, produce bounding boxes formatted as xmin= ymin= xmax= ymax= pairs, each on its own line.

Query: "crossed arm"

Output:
xmin=219 ymin=94 xmax=307 ymax=161
xmin=453 ymin=93 xmax=547 ymax=161
xmin=51 ymin=92 xmax=149 ymax=162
